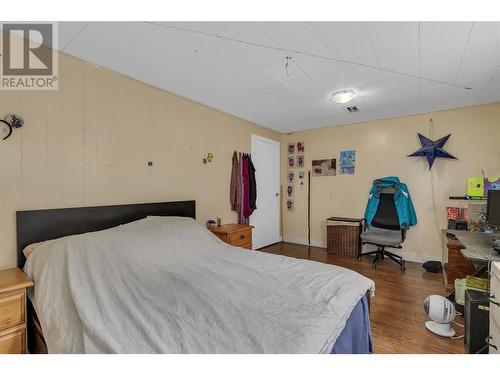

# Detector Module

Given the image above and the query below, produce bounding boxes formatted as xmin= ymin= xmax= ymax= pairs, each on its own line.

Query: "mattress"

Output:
xmin=27 ymin=292 xmax=373 ymax=354
xmin=24 ymin=216 xmax=375 ymax=353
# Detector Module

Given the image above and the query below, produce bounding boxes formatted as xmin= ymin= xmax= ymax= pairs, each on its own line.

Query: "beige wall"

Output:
xmin=0 ymin=52 xmax=279 ymax=270
xmin=1 ymin=43 xmax=498 ymax=270
xmin=281 ymin=103 xmax=500 ymax=261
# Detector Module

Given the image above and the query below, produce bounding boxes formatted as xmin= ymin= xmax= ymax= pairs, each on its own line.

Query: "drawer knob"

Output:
xmin=239 ymin=234 xmax=245 ymax=240
xmin=490 ymin=295 xmax=500 ymax=307
xmin=486 ymin=336 xmax=498 ymax=350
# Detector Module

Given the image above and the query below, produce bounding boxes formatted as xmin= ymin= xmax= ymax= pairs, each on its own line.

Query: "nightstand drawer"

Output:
xmin=0 ymin=326 xmax=25 ymax=354
xmin=228 ymin=229 xmax=252 ymax=247
xmin=0 ymin=291 xmax=25 ymax=331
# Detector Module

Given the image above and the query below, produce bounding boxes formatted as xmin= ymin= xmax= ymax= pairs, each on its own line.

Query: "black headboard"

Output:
xmin=16 ymin=200 xmax=196 ymax=268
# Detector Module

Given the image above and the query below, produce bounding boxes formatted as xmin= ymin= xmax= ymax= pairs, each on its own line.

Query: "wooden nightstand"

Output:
xmin=208 ymin=224 xmax=254 ymax=249
xmin=0 ymin=268 xmax=33 ymax=354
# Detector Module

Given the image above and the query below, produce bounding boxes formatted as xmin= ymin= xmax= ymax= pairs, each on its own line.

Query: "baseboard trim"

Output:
xmin=282 ymin=236 xmax=441 ymax=264
xmin=282 ymin=236 xmax=324 ymax=248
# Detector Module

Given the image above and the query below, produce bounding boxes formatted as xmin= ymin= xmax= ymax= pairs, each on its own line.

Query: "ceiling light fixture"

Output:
xmin=330 ymin=90 xmax=357 ymax=104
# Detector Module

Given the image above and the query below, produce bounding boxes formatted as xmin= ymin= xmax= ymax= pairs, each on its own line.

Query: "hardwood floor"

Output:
xmin=259 ymin=242 xmax=465 ymax=354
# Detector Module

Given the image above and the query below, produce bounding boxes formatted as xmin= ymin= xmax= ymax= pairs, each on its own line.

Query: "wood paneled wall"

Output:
xmin=0 ymin=53 xmax=280 ymax=269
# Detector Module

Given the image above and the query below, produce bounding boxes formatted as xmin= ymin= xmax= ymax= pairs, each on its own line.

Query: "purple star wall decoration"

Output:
xmin=408 ymin=133 xmax=457 ymax=169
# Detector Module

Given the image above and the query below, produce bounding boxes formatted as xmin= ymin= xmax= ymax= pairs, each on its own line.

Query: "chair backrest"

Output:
xmin=371 ymin=186 xmax=401 ymax=230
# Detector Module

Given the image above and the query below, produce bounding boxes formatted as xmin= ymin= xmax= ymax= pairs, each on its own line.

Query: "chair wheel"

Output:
xmin=371 ymin=264 xmax=376 ymax=269
xmin=400 ymin=266 xmax=406 ymax=271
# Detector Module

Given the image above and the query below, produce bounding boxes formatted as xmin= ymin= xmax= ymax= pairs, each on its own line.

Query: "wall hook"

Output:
xmin=1 ymin=114 xmax=24 ymax=140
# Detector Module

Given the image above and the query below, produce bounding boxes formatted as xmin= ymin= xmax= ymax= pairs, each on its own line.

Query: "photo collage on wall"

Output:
xmin=287 ymin=141 xmax=305 ymax=211
xmin=311 ymin=150 xmax=356 ymax=177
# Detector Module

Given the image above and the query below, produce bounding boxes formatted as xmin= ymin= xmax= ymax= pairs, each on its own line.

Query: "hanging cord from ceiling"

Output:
xmin=428 ymin=118 xmax=442 ymax=247
xmin=146 ymin=22 xmax=473 ymax=91
xmin=284 ymin=56 xmax=293 ymax=76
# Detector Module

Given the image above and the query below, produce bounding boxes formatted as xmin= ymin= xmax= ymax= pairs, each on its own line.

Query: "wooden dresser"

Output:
xmin=208 ymin=224 xmax=254 ymax=249
xmin=0 ymin=268 xmax=33 ymax=354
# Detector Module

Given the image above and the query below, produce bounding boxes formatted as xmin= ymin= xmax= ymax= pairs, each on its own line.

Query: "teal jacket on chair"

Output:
xmin=364 ymin=176 xmax=417 ymax=229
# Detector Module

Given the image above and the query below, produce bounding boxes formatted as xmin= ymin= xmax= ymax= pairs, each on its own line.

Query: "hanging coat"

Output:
xmin=238 ymin=153 xmax=246 ymax=225
xmin=364 ymin=176 xmax=417 ymax=229
xmin=248 ymin=156 xmax=257 ymax=210
xmin=230 ymin=151 xmax=241 ymax=212
xmin=242 ymin=155 xmax=253 ymax=218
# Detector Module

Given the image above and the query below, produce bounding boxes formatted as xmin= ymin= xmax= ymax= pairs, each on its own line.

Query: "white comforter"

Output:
xmin=24 ymin=216 xmax=375 ymax=354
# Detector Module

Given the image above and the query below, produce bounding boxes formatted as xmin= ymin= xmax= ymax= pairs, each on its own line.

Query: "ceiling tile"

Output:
xmin=455 ymin=22 xmax=500 ymax=91
xmin=58 ymin=22 xmax=89 ymax=50
xmin=366 ymin=22 xmax=419 ymax=76
xmin=420 ymin=22 xmax=473 ymax=84
xmin=64 ymin=22 xmax=158 ymax=67
xmin=311 ymin=22 xmax=379 ymax=67
xmin=257 ymin=22 xmax=332 ymax=57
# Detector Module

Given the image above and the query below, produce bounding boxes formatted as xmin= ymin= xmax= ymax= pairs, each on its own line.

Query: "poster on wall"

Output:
xmin=287 ymin=143 xmax=295 ymax=155
xmin=288 ymin=156 xmax=295 ymax=169
xmin=286 ymin=199 xmax=294 ymax=211
xmin=467 ymin=177 xmax=500 ymax=197
xmin=287 ymin=184 xmax=294 ymax=198
xmin=298 ymin=171 xmax=305 ymax=180
xmin=297 ymin=141 xmax=305 ymax=154
xmin=339 ymin=150 xmax=356 ymax=175
xmin=296 ymin=155 xmax=305 ymax=168
xmin=287 ymin=171 xmax=294 ymax=183
xmin=312 ymin=159 xmax=336 ymax=176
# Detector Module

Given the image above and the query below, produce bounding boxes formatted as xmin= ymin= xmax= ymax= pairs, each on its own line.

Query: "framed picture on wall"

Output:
xmin=312 ymin=158 xmax=336 ymax=176
xmin=287 ymin=171 xmax=294 ymax=183
xmin=288 ymin=156 xmax=295 ymax=169
xmin=287 ymin=143 xmax=295 ymax=155
xmin=339 ymin=150 xmax=356 ymax=175
xmin=297 ymin=141 xmax=305 ymax=154
xmin=296 ymin=155 xmax=304 ymax=168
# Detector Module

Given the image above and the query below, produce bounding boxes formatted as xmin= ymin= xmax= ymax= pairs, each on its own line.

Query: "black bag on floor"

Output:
xmin=423 ymin=261 xmax=442 ymax=273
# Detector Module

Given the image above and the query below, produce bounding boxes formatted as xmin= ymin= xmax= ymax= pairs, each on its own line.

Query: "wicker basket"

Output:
xmin=326 ymin=218 xmax=362 ymax=257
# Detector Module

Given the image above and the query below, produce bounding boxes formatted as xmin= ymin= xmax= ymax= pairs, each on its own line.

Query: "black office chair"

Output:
xmin=360 ymin=185 xmax=406 ymax=271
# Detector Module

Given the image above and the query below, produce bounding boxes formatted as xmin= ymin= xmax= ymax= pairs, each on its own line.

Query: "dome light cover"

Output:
xmin=330 ymin=90 xmax=357 ymax=104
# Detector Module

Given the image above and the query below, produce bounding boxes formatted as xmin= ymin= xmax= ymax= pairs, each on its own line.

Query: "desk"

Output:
xmin=449 ymin=230 xmax=500 ymax=264
xmin=442 ymin=229 xmax=500 ymax=299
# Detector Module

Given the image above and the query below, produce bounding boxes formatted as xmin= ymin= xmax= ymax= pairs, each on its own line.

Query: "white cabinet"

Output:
xmin=490 ymin=262 xmax=500 ymax=354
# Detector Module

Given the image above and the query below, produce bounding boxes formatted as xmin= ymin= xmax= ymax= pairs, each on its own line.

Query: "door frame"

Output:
xmin=250 ymin=134 xmax=281 ymax=249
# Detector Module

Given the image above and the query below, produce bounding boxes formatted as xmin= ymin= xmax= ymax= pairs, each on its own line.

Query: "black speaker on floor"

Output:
xmin=464 ymin=289 xmax=490 ymax=354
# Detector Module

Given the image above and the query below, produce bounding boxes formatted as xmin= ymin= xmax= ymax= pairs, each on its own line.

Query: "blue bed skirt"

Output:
xmin=330 ymin=296 xmax=373 ymax=354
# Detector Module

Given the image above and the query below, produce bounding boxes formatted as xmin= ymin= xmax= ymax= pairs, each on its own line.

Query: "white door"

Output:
xmin=250 ymin=135 xmax=280 ymax=249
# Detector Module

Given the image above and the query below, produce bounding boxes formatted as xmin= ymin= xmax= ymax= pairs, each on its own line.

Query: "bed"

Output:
xmin=17 ymin=200 xmax=375 ymax=354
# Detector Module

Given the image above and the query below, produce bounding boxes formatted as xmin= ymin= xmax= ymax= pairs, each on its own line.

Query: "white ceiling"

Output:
xmin=57 ymin=22 xmax=500 ymax=133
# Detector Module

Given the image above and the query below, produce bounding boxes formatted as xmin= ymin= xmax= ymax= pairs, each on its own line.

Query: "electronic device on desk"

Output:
xmin=464 ymin=289 xmax=490 ymax=354
xmin=447 ymin=219 xmax=468 ymax=231
xmin=486 ymin=190 xmax=500 ymax=254
xmin=446 ymin=232 xmax=458 ymax=241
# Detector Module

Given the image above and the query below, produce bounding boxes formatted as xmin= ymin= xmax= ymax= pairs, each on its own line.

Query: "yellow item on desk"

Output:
xmin=454 ymin=276 xmax=489 ymax=306
xmin=466 ymin=275 xmax=489 ymax=291
xmin=467 ymin=177 xmax=484 ymax=197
